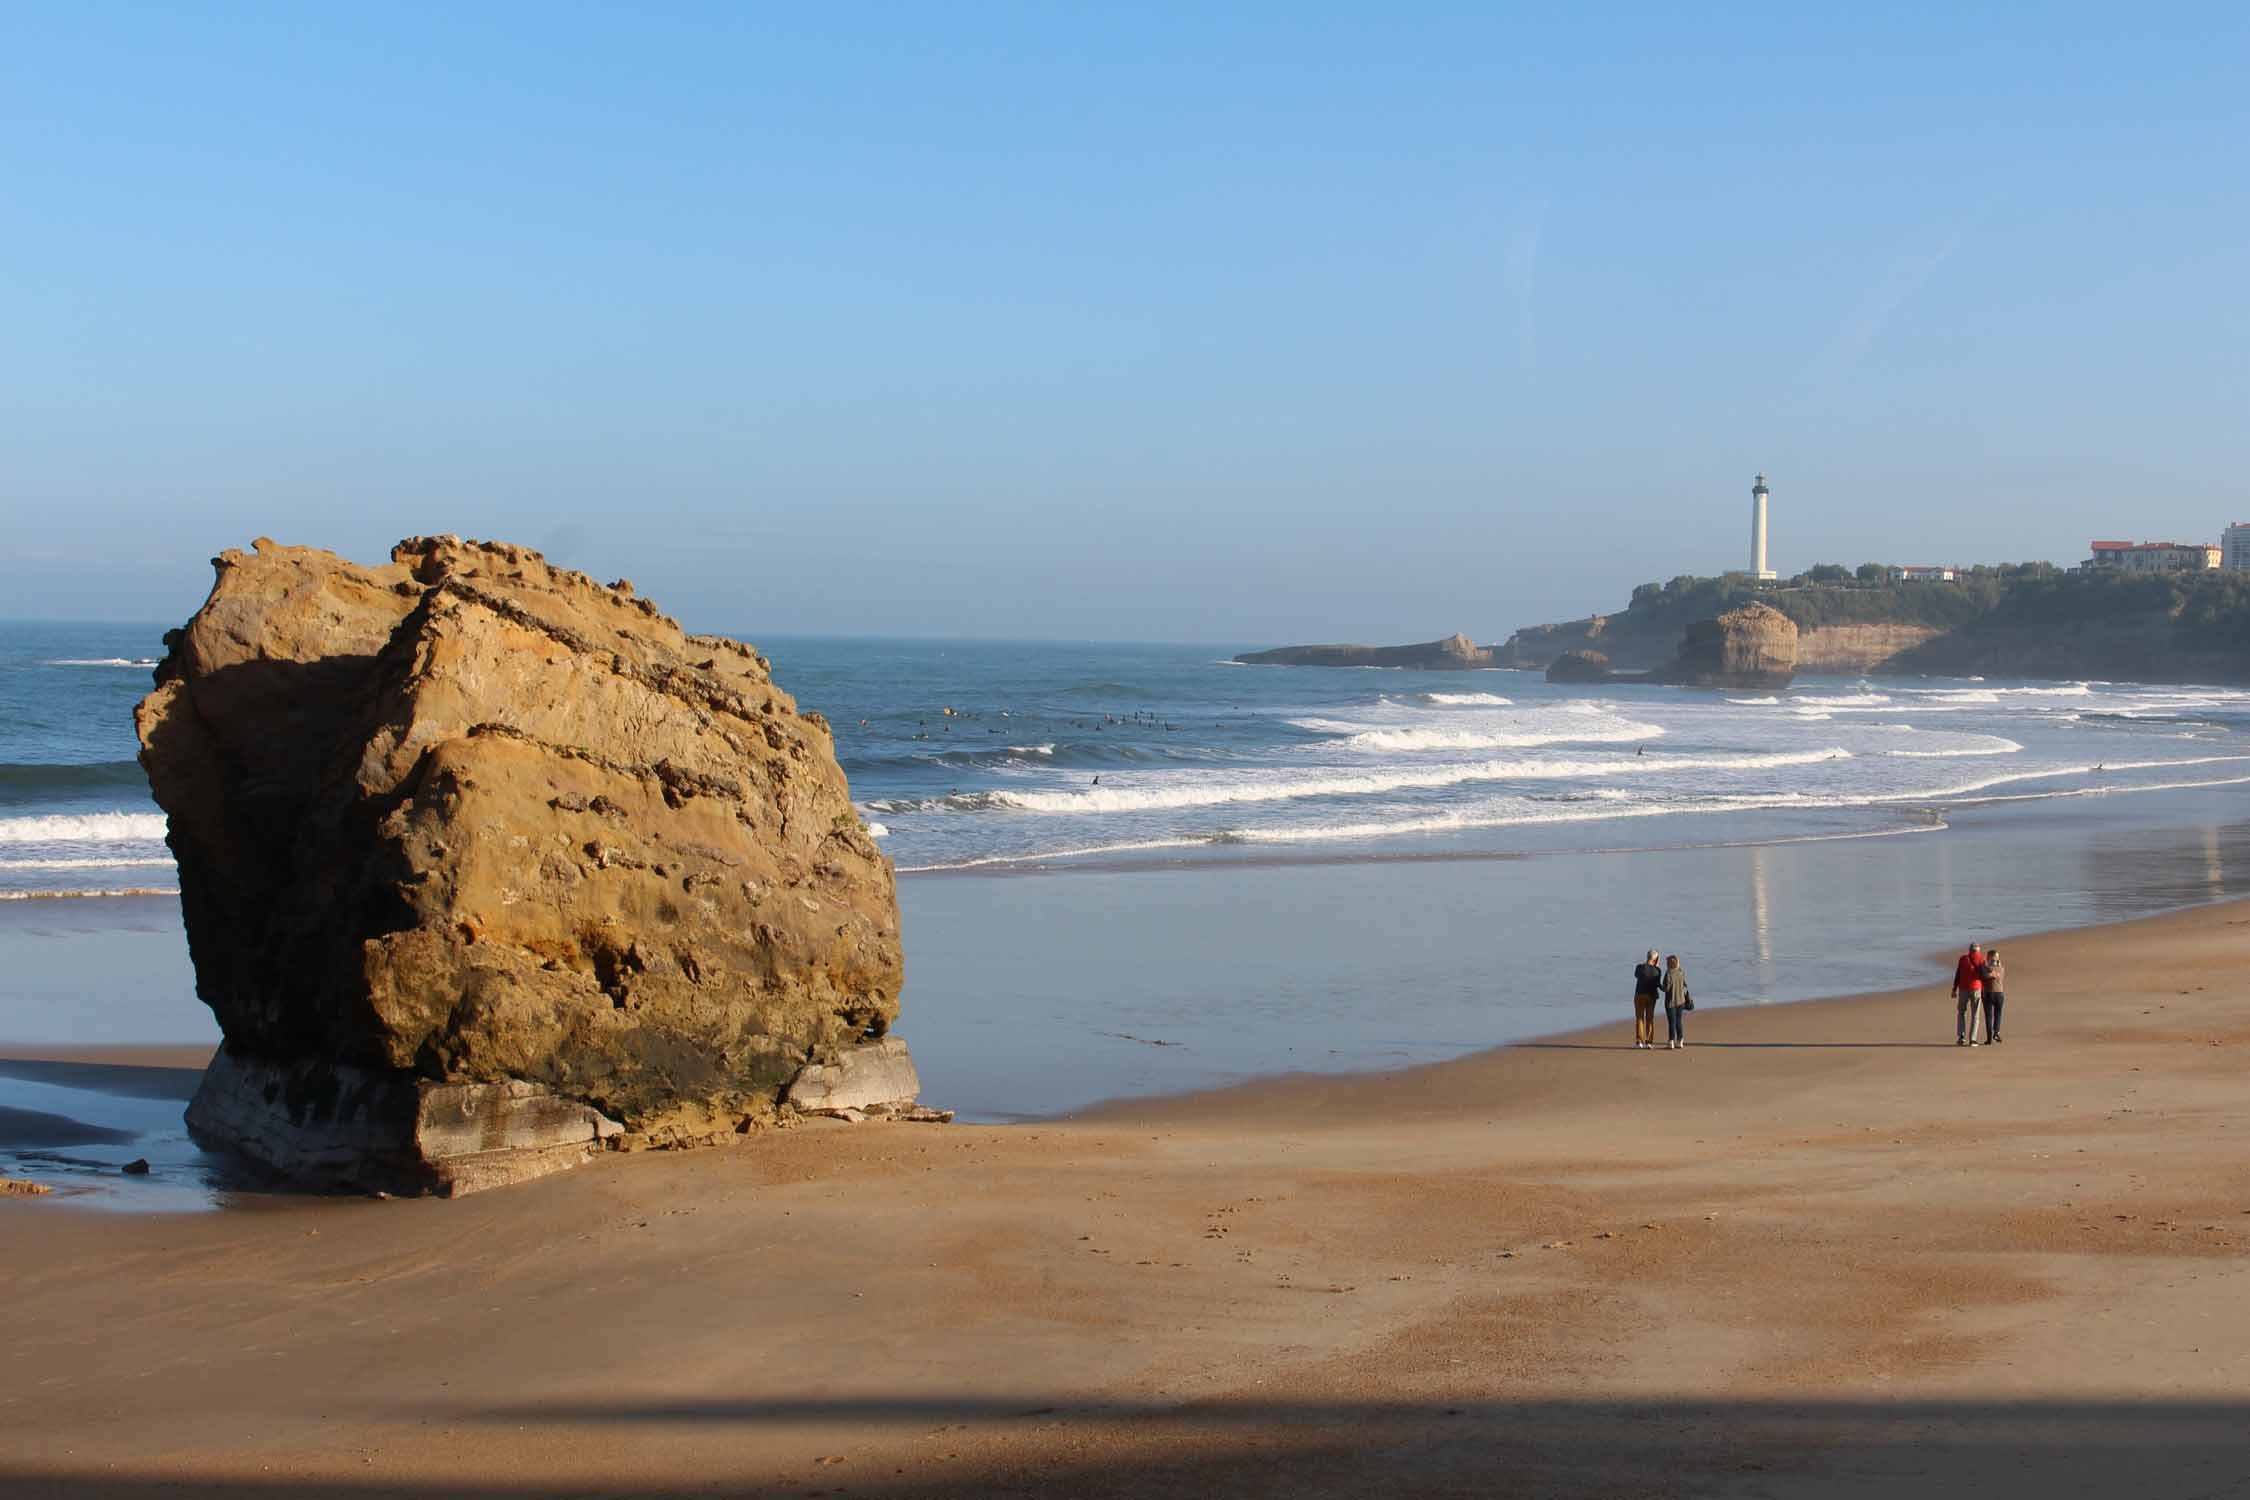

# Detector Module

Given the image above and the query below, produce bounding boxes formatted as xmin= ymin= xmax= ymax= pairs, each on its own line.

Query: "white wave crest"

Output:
xmin=1008 ymin=744 xmax=1056 ymax=756
xmin=1792 ymin=692 xmax=1892 ymax=706
xmin=0 ymin=812 xmax=169 ymax=845
xmin=864 ymin=822 xmax=890 ymax=838
xmin=980 ymin=748 xmax=1852 ymax=815
xmin=1330 ymin=721 xmax=1664 ymax=753
xmin=0 ymin=887 xmax=180 ymax=900
xmin=1882 ymin=737 xmax=2025 ymax=759
xmin=43 ymin=658 xmax=158 ymax=668
xmin=1292 ymin=704 xmax=1664 ymax=754
xmin=0 ymin=856 xmax=177 ymax=870
xmin=1726 ymin=696 xmax=1779 ymax=706
xmin=1421 ymin=692 xmax=1513 ymax=706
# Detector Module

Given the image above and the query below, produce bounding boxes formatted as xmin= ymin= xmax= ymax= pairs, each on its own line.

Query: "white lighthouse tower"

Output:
xmin=1750 ymin=472 xmax=1776 ymax=581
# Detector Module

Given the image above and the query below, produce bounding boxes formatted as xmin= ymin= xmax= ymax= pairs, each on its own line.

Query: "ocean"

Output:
xmin=9 ymin=625 xmax=2249 ymax=899
xmin=4 ymin=621 xmax=2249 ymax=1198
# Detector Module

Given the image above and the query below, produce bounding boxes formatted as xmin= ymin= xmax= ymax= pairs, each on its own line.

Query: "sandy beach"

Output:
xmin=3 ymin=897 xmax=2247 ymax=1498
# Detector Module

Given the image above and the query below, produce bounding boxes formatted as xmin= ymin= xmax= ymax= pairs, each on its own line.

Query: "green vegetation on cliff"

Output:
xmin=1621 ymin=564 xmax=2061 ymax=634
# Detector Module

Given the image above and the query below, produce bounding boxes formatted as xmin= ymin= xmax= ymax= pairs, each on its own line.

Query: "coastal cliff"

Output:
xmin=1506 ymin=610 xmax=1932 ymax=675
xmin=1505 ymin=568 xmax=2250 ymax=684
xmin=137 ymin=537 xmax=911 ymax=1194
xmin=1235 ymin=633 xmax=1499 ymax=670
xmin=1795 ymin=623 xmax=1943 ymax=673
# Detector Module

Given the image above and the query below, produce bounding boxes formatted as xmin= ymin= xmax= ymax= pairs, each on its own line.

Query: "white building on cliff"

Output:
xmin=2224 ymin=523 xmax=2250 ymax=571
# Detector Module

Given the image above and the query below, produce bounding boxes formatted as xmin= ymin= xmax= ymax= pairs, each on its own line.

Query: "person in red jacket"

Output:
xmin=1951 ymin=943 xmax=1986 ymax=1046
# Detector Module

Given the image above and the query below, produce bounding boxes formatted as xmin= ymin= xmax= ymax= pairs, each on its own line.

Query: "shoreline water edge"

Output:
xmin=3 ymin=623 xmax=2249 ymax=1200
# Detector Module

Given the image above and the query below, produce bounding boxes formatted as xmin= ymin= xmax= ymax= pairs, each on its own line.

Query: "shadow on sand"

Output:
xmin=6 ymin=1396 xmax=2247 ymax=1498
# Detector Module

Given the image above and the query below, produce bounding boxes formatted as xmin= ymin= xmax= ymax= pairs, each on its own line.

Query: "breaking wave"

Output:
xmin=1881 ymin=736 xmax=2025 ymax=759
xmin=0 ymin=856 xmax=176 ymax=870
xmin=0 ymin=811 xmax=169 ymax=845
xmin=0 ymin=886 xmax=179 ymax=900
xmin=877 ymin=748 xmax=1855 ymax=816
xmin=1291 ymin=705 xmax=1664 ymax=754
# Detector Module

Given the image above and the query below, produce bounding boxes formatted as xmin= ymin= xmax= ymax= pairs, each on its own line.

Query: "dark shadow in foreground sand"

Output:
xmin=7 ymin=1398 xmax=2247 ymax=1498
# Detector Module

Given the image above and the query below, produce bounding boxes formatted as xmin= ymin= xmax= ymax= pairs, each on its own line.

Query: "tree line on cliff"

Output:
xmin=1515 ymin=565 xmax=2250 ymax=682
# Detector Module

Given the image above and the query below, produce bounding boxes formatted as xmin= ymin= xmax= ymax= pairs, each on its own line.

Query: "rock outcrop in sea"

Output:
xmin=1652 ymin=602 xmax=1799 ymax=689
xmin=1234 ymin=633 xmax=1498 ymax=669
xmin=1543 ymin=649 xmax=1612 ymax=684
xmin=136 ymin=537 xmax=910 ymax=1194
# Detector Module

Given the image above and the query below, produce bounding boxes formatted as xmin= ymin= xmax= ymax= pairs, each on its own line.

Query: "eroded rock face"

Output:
xmin=1544 ymin=649 xmax=1612 ymax=684
xmin=1654 ymin=602 xmax=1799 ymax=690
xmin=137 ymin=537 xmax=904 ymax=1191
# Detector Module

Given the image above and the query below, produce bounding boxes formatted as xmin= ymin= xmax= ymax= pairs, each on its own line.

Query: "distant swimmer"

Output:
xmin=1637 ymin=746 xmax=1645 ymax=756
xmin=2092 ymin=762 xmax=2106 ymax=773
xmin=1093 ymin=775 xmax=1101 ymax=785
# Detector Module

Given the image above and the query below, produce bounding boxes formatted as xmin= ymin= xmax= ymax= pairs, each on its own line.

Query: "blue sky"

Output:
xmin=4 ymin=4 xmax=2246 ymax=642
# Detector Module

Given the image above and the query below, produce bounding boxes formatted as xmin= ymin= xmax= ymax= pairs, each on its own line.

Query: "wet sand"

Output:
xmin=3 ymin=900 xmax=2248 ymax=1497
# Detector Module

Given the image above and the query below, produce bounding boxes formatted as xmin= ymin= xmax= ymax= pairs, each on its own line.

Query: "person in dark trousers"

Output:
xmin=1982 ymin=949 xmax=2007 ymax=1043
xmin=1951 ymin=942 xmax=1986 ymax=1045
xmin=1661 ymin=954 xmax=1691 ymax=1049
xmin=1631 ymin=949 xmax=1663 ymax=1050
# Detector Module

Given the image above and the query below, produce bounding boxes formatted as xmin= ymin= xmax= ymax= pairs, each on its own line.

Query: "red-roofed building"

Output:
xmin=2082 ymin=540 xmax=2221 ymax=573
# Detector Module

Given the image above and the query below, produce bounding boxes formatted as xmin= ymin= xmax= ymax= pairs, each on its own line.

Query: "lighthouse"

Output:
xmin=1750 ymin=472 xmax=1775 ymax=581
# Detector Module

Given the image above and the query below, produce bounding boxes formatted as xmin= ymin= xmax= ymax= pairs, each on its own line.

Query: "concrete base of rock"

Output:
xmin=783 ymin=1036 xmax=942 ymax=1121
xmin=185 ymin=1049 xmax=623 ymax=1196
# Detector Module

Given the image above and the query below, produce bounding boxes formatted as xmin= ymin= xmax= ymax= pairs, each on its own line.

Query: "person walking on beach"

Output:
xmin=1661 ymin=954 xmax=1691 ymax=1050
xmin=1951 ymin=942 xmax=1986 ymax=1046
xmin=1981 ymin=949 xmax=2007 ymax=1043
xmin=1631 ymin=949 xmax=1663 ymax=1050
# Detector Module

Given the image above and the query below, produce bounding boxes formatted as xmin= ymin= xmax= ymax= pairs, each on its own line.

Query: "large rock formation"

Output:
xmin=136 ymin=537 xmax=907 ymax=1194
xmin=1234 ymin=633 xmax=1499 ymax=670
xmin=1544 ymin=649 xmax=1613 ymax=684
xmin=1653 ymin=602 xmax=1799 ymax=689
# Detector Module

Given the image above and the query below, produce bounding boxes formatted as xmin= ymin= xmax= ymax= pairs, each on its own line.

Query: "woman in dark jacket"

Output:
xmin=1661 ymin=954 xmax=1691 ymax=1050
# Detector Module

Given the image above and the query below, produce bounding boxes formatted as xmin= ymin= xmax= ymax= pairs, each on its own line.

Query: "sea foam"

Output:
xmin=965 ymin=747 xmax=1853 ymax=816
xmin=0 ymin=811 xmax=170 ymax=845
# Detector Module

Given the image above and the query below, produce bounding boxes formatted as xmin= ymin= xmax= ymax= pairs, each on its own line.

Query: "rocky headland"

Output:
xmin=136 ymin=536 xmax=916 ymax=1195
xmin=1503 ymin=567 xmax=2250 ymax=684
xmin=1234 ymin=633 xmax=1498 ymax=670
xmin=1539 ymin=605 xmax=1799 ymax=690
xmin=1508 ymin=609 xmax=1906 ymax=677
